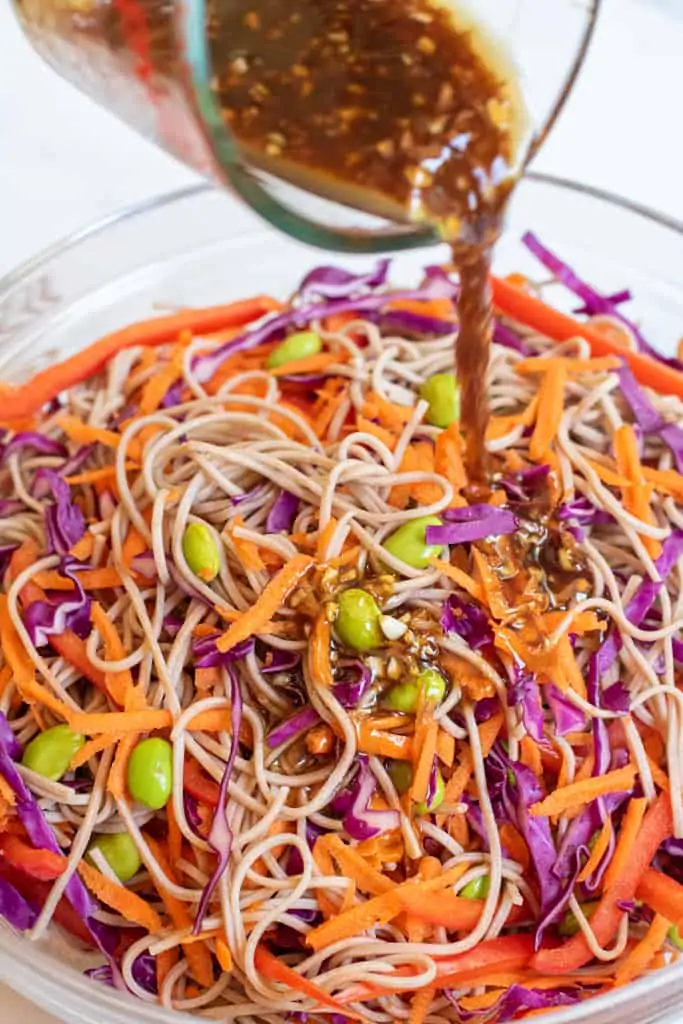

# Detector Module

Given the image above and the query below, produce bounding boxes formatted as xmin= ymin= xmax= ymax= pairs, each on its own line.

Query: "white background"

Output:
xmin=0 ymin=0 xmax=682 ymax=1020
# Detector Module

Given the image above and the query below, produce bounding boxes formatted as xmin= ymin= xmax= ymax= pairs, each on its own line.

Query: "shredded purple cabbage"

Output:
xmin=267 ymin=705 xmax=321 ymax=748
xmin=42 ymin=470 xmax=86 ymax=555
xmin=617 ymin=364 xmax=683 ymax=471
xmin=24 ymin=559 xmax=92 ymax=647
xmin=193 ymin=665 xmax=242 ymax=933
xmin=1 ymin=432 xmax=67 ymax=463
xmin=0 ymin=876 xmax=38 ymax=931
xmin=546 ymin=685 xmax=585 ymax=736
xmin=193 ymin=634 xmax=254 ymax=668
xmin=500 ymin=464 xmax=550 ymax=503
xmin=430 ymin=504 xmax=517 ymax=545
xmin=266 ymin=490 xmax=300 ymax=533
xmin=441 ymin=593 xmax=493 ymax=650
xmin=508 ymin=666 xmax=544 ymax=741
xmin=343 ymin=756 xmax=400 ymax=840
xmin=298 ymin=259 xmax=391 ymax=301
xmin=333 ymin=660 xmax=373 ymax=708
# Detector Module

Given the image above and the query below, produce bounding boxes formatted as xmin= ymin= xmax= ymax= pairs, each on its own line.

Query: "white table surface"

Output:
xmin=0 ymin=0 xmax=682 ymax=1020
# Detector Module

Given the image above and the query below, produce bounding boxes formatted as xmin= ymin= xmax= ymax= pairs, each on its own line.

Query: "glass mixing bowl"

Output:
xmin=0 ymin=174 xmax=682 ymax=1024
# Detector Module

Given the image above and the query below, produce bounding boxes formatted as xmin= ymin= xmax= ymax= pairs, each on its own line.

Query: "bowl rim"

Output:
xmin=1 ymin=173 xmax=683 ymax=1024
xmin=0 ymin=173 xmax=681 ymax=301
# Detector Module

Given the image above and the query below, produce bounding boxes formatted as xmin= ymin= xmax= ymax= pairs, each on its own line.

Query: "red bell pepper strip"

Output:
xmin=0 ymin=834 xmax=66 ymax=881
xmin=184 ymin=757 xmax=220 ymax=808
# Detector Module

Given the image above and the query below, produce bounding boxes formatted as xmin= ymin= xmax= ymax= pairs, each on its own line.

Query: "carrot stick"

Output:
xmin=577 ymin=815 xmax=613 ymax=883
xmin=516 ymin=356 xmax=622 ymax=376
xmin=411 ymin=719 xmax=438 ymax=804
xmin=409 ymin=986 xmax=435 ymax=1024
xmin=529 ymin=361 xmax=566 ymax=462
xmin=614 ymin=423 xmax=660 ymax=558
xmin=491 ymin=275 xmax=683 ymax=399
xmin=0 ymin=594 xmax=35 ymax=687
xmin=34 ymin=568 xmax=125 ymax=591
xmin=636 ymin=867 xmax=683 ymax=926
xmin=90 ymin=602 xmax=134 ymax=707
xmin=229 ymin=514 xmax=266 ymax=573
xmin=429 ymin=559 xmax=484 ymax=602
xmin=70 ymin=708 xmax=171 ymax=735
xmin=396 ymin=888 xmax=527 ymax=931
xmin=435 ymin=421 xmax=467 ymax=494
xmin=78 ymin=859 xmax=162 ymax=932
xmin=354 ymin=721 xmax=413 ymax=760
xmin=270 ymin=352 xmax=347 ymax=377
xmin=531 ymin=793 xmax=673 ymax=974
xmin=0 ymin=297 xmax=280 ymax=423
xmin=603 ymin=797 xmax=648 ymax=890
xmin=216 ymin=554 xmax=313 ymax=653
xmin=316 ymin=517 xmax=338 ymax=563
xmin=321 ymin=835 xmax=396 ymax=896
xmin=530 ymin=764 xmax=637 ymax=817
xmin=613 ymin=913 xmax=671 ymax=986
xmin=145 ymin=835 xmax=214 ymax=988
xmin=254 ymin=945 xmax=362 ymax=1020
xmin=500 ymin=822 xmax=530 ymax=871
xmin=70 ymin=733 xmax=120 ymax=770
xmin=307 ymin=891 xmax=404 ymax=951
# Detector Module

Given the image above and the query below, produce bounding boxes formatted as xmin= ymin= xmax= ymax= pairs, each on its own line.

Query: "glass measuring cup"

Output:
xmin=12 ymin=0 xmax=602 ymax=252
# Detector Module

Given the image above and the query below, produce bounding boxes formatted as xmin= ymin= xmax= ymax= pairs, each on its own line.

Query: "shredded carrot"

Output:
xmin=214 ymin=933 xmax=233 ymax=973
xmin=603 ymin=797 xmax=648 ymax=891
xmin=441 ymin=650 xmax=496 ymax=701
xmin=429 ymin=559 xmax=484 ymax=602
xmin=614 ymin=913 xmax=671 ymax=986
xmin=614 ymin=423 xmax=660 ymax=558
xmin=0 ymin=297 xmax=280 ymax=423
xmin=144 ymin=835 xmax=214 ymax=987
xmin=637 ymin=867 xmax=683 ymax=926
xmin=34 ymin=567 xmax=125 ymax=591
xmin=78 ymin=860 xmax=162 ymax=932
xmin=361 ymin=392 xmax=413 ymax=430
xmin=409 ymin=986 xmax=435 ymax=1024
xmin=70 ymin=708 xmax=170 ymax=735
xmin=642 ymin=465 xmax=683 ymax=501
xmin=520 ymin=736 xmax=543 ymax=777
xmin=355 ymin=416 xmax=397 ymax=450
xmin=516 ymin=356 xmax=622 ymax=376
xmin=306 ymin=723 xmax=335 ymax=756
xmin=316 ymin=517 xmax=338 ymax=562
xmin=90 ymin=602 xmax=134 ymax=707
xmin=254 ymin=945 xmax=362 ymax=1020
xmin=577 ymin=816 xmax=613 ymax=883
xmin=500 ymin=822 xmax=530 ymax=871
xmin=309 ymin=612 xmax=333 ymax=688
xmin=529 ymin=361 xmax=566 ymax=462
xmin=57 ymin=415 xmax=141 ymax=461
xmin=0 ymin=594 xmax=35 ymax=687
xmin=229 ymin=514 xmax=266 ymax=572
xmin=0 ymin=666 xmax=12 ymax=701
xmin=391 ymin=297 xmax=454 ymax=319
xmin=0 ymin=774 xmax=16 ymax=807
xmin=411 ymin=718 xmax=438 ymax=804
xmin=530 ymin=764 xmax=637 ymax=817
xmin=436 ymin=728 xmax=456 ymax=767
xmin=354 ymin=722 xmax=413 ymax=760
xmin=70 ymin=733 xmax=120 ymax=770
xmin=216 ymin=554 xmax=313 ymax=652
xmin=270 ymin=351 xmax=348 ymax=377
xmin=434 ymin=421 xmax=467 ymax=494
xmin=139 ymin=338 xmax=189 ymax=415
xmin=165 ymin=798 xmax=183 ymax=868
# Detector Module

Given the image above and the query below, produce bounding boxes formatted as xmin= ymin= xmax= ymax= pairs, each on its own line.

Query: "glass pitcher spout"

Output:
xmin=11 ymin=0 xmax=603 ymax=254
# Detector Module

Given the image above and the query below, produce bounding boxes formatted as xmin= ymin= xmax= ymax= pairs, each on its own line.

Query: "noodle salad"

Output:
xmin=1 ymin=235 xmax=683 ymax=1022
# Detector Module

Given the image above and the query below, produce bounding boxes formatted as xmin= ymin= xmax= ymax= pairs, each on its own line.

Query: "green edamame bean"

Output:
xmin=335 ymin=588 xmax=383 ymax=652
xmin=127 ymin=737 xmax=173 ymax=810
xmin=182 ymin=522 xmax=220 ymax=582
xmin=419 ymin=373 xmax=460 ymax=428
xmin=21 ymin=724 xmax=85 ymax=781
xmin=385 ymin=681 xmax=420 ymax=714
xmin=417 ymin=668 xmax=447 ymax=704
xmin=266 ymin=331 xmax=322 ymax=369
xmin=558 ymin=901 xmax=598 ymax=937
xmin=383 ymin=515 xmax=443 ymax=570
xmin=387 ymin=760 xmax=413 ymax=796
xmin=385 ymin=669 xmax=447 ymax=714
xmin=87 ymin=832 xmax=141 ymax=883
xmin=461 ymin=874 xmax=491 ymax=900
xmin=415 ymin=768 xmax=445 ymax=814
xmin=669 ymin=924 xmax=683 ymax=949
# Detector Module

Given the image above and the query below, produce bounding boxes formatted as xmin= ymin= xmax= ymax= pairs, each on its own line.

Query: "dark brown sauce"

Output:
xmin=210 ymin=0 xmax=528 ymax=474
